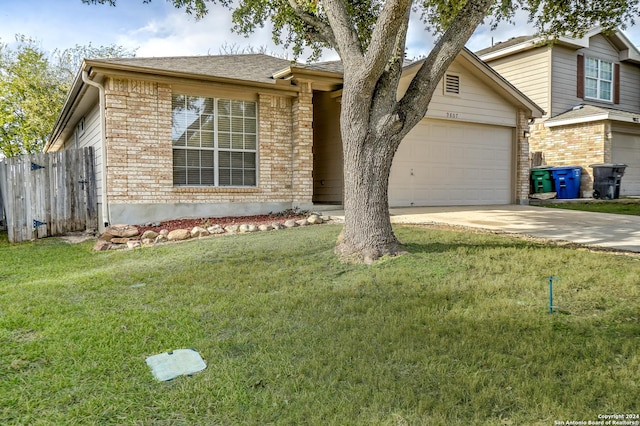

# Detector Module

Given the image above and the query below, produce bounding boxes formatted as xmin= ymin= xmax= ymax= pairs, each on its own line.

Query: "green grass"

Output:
xmin=543 ymin=199 xmax=640 ymax=216
xmin=1 ymin=226 xmax=639 ymax=425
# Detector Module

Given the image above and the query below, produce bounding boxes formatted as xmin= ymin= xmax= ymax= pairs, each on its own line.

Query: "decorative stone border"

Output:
xmin=93 ymin=214 xmax=337 ymax=251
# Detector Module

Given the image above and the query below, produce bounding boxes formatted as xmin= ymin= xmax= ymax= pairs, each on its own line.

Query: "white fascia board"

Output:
xmin=478 ymin=40 xmax=540 ymax=61
xmin=545 ymin=111 xmax=640 ymax=127
xmin=544 ymin=113 xmax=610 ymax=127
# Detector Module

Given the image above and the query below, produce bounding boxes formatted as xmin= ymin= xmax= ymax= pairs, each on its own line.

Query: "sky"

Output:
xmin=1 ymin=0 xmax=640 ymax=64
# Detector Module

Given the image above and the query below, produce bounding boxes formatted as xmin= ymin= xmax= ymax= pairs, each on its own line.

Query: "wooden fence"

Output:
xmin=0 ymin=148 xmax=97 ymax=243
xmin=0 ymin=178 xmax=5 ymax=231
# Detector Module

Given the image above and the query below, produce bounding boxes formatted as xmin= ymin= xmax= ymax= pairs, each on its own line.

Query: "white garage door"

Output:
xmin=389 ymin=119 xmax=513 ymax=206
xmin=612 ymin=133 xmax=640 ymax=196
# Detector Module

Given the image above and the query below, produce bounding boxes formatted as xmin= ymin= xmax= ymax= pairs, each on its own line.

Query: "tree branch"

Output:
xmin=369 ymin=5 xmax=411 ymax=137
xmin=397 ymin=0 xmax=495 ymax=134
xmin=286 ymin=0 xmax=338 ymax=49
xmin=322 ymin=0 xmax=365 ymax=63
xmin=361 ymin=0 xmax=412 ymax=77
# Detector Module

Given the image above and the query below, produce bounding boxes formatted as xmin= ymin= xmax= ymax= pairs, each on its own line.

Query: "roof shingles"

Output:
xmin=90 ymin=54 xmax=298 ymax=84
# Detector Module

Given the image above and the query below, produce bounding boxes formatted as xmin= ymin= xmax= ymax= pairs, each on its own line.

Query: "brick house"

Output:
xmin=477 ymin=28 xmax=640 ymax=197
xmin=46 ymin=51 xmax=541 ymax=230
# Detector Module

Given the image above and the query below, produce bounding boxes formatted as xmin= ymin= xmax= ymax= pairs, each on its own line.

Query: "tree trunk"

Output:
xmin=336 ymin=127 xmax=401 ymax=264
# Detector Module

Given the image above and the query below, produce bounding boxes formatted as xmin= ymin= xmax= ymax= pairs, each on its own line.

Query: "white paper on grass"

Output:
xmin=145 ymin=348 xmax=207 ymax=381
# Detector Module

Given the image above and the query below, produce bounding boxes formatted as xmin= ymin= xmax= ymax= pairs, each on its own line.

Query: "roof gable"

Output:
xmin=477 ymin=28 xmax=640 ymax=64
xmin=401 ymin=48 xmax=543 ymax=118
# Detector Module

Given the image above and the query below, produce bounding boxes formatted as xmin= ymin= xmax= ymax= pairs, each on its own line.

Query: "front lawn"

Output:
xmin=542 ymin=199 xmax=640 ymax=216
xmin=1 ymin=226 xmax=638 ymax=425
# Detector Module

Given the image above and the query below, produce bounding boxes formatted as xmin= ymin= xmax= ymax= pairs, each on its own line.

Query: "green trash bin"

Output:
xmin=530 ymin=166 xmax=554 ymax=193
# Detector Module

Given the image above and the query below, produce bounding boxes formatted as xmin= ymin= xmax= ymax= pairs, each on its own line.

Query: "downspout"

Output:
xmin=81 ymin=70 xmax=111 ymax=229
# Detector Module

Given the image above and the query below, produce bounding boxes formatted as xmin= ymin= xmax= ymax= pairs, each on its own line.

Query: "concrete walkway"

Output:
xmin=322 ymin=205 xmax=640 ymax=253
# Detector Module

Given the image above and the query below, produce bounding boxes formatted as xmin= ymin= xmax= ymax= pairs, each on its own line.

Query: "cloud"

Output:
xmin=115 ymin=8 xmax=324 ymax=60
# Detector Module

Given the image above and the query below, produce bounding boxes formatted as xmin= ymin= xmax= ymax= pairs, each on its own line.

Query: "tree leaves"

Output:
xmin=0 ymin=37 xmax=66 ymax=157
xmin=0 ymin=36 xmax=136 ymax=157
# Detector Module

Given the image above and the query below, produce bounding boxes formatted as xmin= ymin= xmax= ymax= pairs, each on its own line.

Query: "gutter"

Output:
xmin=81 ymin=70 xmax=111 ymax=229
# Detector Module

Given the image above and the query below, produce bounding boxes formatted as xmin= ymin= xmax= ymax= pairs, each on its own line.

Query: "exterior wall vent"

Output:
xmin=445 ymin=74 xmax=460 ymax=95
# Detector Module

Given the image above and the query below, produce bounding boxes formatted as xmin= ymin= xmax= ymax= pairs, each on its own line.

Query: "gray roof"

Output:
xmin=475 ymin=35 xmax=537 ymax=56
xmin=546 ymin=104 xmax=640 ymax=124
xmin=89 ymin=54 xmax=298 ymax=84
xmin=297 ymin=60 xmax=344 ymax=74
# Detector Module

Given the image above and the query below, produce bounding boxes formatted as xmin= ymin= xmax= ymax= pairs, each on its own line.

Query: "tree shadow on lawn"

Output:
xmin=399 ymin=236 xmax=532 ymax=256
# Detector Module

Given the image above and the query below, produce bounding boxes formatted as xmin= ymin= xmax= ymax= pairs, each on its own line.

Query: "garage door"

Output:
xmin=612 ymin=133 xmax=640 ymax=196
xmin=389 ymin=119 xmax=513 ymax=206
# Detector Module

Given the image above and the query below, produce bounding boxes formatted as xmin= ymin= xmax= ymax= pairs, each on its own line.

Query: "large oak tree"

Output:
xmin=84 ymin=0 xmax=638 ymax=262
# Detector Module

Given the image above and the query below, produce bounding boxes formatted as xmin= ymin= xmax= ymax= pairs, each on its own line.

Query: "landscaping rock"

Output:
xmin=296 ymin=219 xmax=309 ymax=227
xmin=239 ymin=224 xmax=258 ymax=233
xmin=155 ymin=234 xmax=167 ymax=244
xmin=307 ymin=214 xmax=323 ymax=224
xmin=191 ymin=226 xmax=210 ymax=238
xmin=225 ymin=225 xmax=239 ymax=233
xmin=159 ymin=229 xmax=169 ymax=237
xmin=105 ymin=224 xmax=139 ymax=238
xmin=127 ymin=241 xmax=141 ymax=249
xmin=272 ymin=222 xmax=285 ymax=230
xmin=258 ymin=224 xmax=272 ymax=231
xmin=110 ymin=237 xmax=130 ymax=244
xmin=141 ymin=230 xmax=158 ymax=240
xmin=141 ymin=238 xmax=155 ymax=246
xmin=284 ymin=219 xmax=298 ymax=228
xmin=98 ymin=233 xmax=114 ymax=242
xmin=167 ymin=229 xmax=191 ymax=241
xmin=207 ymin=225 xmax=225 ymax=234
xmin=93 ymin=240 xmax=112 ymax=251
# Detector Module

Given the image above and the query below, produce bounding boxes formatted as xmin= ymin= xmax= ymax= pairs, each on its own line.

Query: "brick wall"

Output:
xmin=291 ymin=80 xmax=314 ymax=205
xmin=529 ymin=120 xmax=607 ymax=193
xmin=516 ymin=109 xmax=531 ymax=203
xmin=103 ymin=76 xmax=313 ymax=210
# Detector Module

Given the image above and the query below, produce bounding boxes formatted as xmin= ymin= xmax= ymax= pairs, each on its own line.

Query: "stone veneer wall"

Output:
xmin=102 ymin=76 xmax=314 ymax=221
xmin=528 ymin=120 xmax=608 ymax=193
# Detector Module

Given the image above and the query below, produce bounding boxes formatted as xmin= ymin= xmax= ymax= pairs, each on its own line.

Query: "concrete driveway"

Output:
xmin=324 ymin=205 xmax=640 ymax=253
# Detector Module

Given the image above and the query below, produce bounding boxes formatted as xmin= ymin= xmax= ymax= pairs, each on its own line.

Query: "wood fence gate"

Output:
xmin=0 ymin=148 xmax=97 ymax=243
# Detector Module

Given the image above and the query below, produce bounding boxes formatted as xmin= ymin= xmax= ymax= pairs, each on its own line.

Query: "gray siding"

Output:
xmin=486 ymin=47 xmax=551 ymax=117
xmin=552 ymin=34 xmax=640 ymax=115
xmin=618 ymin=62 xmax=640 ymax=113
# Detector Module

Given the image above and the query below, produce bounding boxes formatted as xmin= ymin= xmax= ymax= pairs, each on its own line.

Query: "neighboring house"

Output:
xmin=46 ymin=50 xmax=542 ymax=230
xmin=477 ymin=28 xmax=640 ymax=196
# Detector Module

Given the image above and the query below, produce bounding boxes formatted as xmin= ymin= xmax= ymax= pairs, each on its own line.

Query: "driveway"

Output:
xmin=323 ymin=205 xmax=640 ymax=253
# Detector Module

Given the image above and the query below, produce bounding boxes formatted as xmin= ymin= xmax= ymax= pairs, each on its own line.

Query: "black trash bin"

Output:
xmin=589 ymin=164 xmax=627 ymax=199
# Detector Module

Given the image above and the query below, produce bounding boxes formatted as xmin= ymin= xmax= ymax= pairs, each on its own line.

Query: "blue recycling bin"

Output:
xmin=550 ymin=166 xmax=582 ymax=199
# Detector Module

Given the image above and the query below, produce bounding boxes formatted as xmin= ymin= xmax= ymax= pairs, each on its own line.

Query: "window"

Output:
xmin=584 ymin=58 xmax=613 ymax=102
xmin=444 ymin=74 xmax=460 ymax=95
xmin=171 ymin=95 xmax=257 ymax=187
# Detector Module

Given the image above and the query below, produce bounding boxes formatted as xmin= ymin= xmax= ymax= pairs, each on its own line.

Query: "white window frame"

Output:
xmin=584 ymin=57 xmax=613 ymax=102
xmin=171 ymin=95 xmax=258 ymax=187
